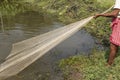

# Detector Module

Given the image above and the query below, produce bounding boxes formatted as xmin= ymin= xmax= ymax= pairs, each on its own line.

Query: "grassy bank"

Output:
xmin=59 ymin=49 xmax=120 ymax=80
xmin=1 ymin=0 xmax=113 ymax=22
xmin=36 ymin=0 xmax=113 ymax=23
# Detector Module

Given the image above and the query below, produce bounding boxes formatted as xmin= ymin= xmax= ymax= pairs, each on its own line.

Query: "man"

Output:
xmin=94 ymin=0 xmax=120 ymax=66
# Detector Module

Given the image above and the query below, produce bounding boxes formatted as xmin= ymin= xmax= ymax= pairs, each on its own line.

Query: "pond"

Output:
xmin=0 ymin=11 xmax=98 ymax=80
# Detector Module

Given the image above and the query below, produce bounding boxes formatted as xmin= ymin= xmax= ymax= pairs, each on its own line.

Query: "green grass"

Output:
xmin=85 ymin=17 xmax=111 ymax=46
xmin=97 ymin=0 xmax=114 ymax=9
xmin=59 ymin=49 xmax=120 ymax=80
xmin=36 ymin=0 xmax=114 ymax=23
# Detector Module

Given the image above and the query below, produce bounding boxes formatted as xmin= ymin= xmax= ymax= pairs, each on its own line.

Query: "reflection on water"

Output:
xmin=0 ymin=30 xmax=25 ymax=63
xmin=0 ymin=11 xmax=96 ymax=80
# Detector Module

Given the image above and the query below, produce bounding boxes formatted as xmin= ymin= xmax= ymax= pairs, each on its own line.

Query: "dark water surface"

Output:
xmin=0 ymin=11 xmax=96 ymax=80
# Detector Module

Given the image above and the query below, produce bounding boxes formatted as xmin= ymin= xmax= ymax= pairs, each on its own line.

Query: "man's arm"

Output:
xmin=94 ymin=9 xmax=120 ymax=18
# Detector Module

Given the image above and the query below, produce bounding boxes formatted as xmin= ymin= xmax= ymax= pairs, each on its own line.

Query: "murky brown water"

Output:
xmin=0 ymin=11 xmax=96 ymax=80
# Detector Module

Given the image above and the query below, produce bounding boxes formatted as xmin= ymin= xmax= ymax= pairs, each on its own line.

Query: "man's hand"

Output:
xmin=94 ymin=14 xmax=101 ymax=19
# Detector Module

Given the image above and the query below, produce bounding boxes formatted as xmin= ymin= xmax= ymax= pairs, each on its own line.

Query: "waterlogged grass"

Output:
xmin=59 ymin=50 xmax=120 ymax=80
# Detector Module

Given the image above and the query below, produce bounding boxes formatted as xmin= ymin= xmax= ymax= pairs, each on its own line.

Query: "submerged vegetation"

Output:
xmin=59 ymin=49 xmax=120 ymax=80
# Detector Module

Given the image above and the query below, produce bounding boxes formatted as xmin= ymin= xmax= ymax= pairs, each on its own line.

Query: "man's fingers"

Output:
xmin=93 ymin=14 xmax=100 ymax=19
xmin=93 ymin=15 xmax=97 ymax=19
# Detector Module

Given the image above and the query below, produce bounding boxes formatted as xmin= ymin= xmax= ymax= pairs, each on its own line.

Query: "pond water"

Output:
xmin=0 ymin=11 xmax=98 ymax=80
